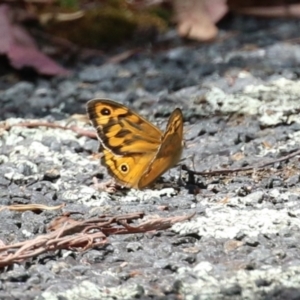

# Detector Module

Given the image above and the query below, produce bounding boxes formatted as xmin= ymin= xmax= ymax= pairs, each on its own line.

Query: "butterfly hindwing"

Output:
xmin=138 ymin=108 xmax=184 ymax=189
xmin=101 ymin=148 xmax=154 ymax=189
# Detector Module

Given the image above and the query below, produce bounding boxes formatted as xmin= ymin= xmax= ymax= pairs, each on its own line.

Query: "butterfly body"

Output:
xmin=87 ymin=99 xmax=183 ymax=189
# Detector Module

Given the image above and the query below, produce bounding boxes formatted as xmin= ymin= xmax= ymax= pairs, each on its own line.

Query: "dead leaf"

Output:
xmin=0 ymin=4 xmax=69 ymax=76
xmin=218 ymin=196 xmax=230 ymax=204
xmin=174 ymin=0 xmax=228 ymax=41
xmin=231 ymin=152 xmax=245 ymax=161
xmin=0 ymin=203 xmax=65 ymax=212
xmin=227 ymin=0 xmax=300 ymax=18
xmin=183 ymin=246 xmax=201 ymax=254
xmin=224 ymin=239 xmax=244 ymax=253
xmin=0 ymin=212 xmax=193 ymax=267
xmin=262 ymin=141 xmax=272 ymax=149
xmin=39 ymin=11 xmax=84 ymax=25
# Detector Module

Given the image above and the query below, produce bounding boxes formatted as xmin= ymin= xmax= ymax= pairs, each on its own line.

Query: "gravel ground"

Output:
xmin=2 ymin=15 xmax=300 ymax=300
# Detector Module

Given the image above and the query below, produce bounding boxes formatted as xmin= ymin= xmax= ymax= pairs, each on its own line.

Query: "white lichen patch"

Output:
xmin=121 ymin=188 xmax=178 ymax=203
xmin=172 ymin=207 xmax=300 ymax=239
xmin=177 ymin=265 xmax=300 ymax=300
xmin=197 ymin=78 xmax=300 ymax=127
xmin=40 ymin=280 xmax=144 ymax=300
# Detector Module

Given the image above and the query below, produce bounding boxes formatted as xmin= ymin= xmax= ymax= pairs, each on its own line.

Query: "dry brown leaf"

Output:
xmin=174 ymin=0 xmax=228 ymax=41
xmin=0 ymin=203 xmax=65 ymax=212
xmin=0 ymin=212 xmax=194 ymax=267
xmin=231 ymin=152 xmax=245 ymax=161
xmin=218 ymin=196 xmax=230 ymax=204
xmin=0 ymin=4 xmax=69 ymax=76
xmin=233 ymin=4 xmax=300 ymax=17
xmin=39 ymin=11 xmax=84 ymax=25
xmin=183 ymin=246 xmax=201 ymax=254
xmin=224 ymin=239 xmax=244 ymax=253
xmin=262 ymin=141 xmax=272 ymax=149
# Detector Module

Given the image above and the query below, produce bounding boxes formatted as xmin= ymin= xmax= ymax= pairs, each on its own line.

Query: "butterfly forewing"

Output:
xmin=87 ymin=99 xmax=162 ymax=155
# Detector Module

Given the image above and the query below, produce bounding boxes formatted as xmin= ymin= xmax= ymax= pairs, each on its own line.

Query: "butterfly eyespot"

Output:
xmin=101 ymin=108 xmax=111 ymax=116
xmin=120 ymin=164 xmax=129 ymax=173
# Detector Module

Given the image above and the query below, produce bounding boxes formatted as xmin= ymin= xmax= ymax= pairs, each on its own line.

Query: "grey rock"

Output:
xmin=79 ymin=64 xmax=119 ymax=82
xmin=126 ymin=242 xmax=143 ymax=252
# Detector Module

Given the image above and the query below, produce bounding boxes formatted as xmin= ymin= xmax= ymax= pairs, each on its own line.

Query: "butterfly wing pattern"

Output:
xmin=87 ymin=98 xmax=183 ymax=189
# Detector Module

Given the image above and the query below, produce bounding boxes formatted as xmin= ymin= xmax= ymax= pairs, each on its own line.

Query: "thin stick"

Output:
xmin=6 ymin=121 xmax=97 ymax=139
xmin=182 ymin=148 xmax=300 ymax=176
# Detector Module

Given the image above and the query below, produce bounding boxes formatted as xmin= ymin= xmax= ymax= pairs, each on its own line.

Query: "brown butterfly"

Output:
xmin=86 ymin=98 xmax=184 ymax=189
